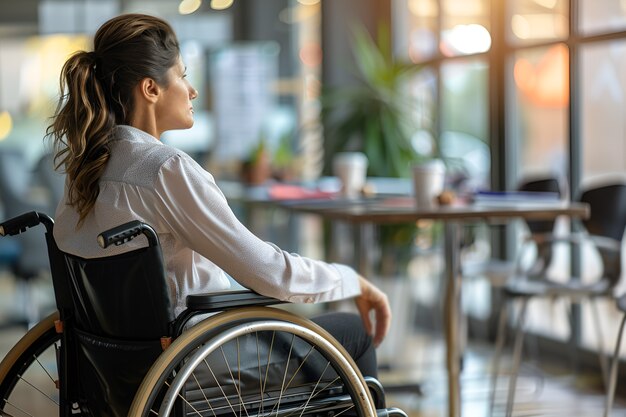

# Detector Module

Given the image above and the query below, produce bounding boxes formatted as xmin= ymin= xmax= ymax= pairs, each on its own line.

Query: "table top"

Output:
xmin=219 ymin=180 xmax=590 ymax=224
xmin=276 ymin=196 xmax=590 ymax=224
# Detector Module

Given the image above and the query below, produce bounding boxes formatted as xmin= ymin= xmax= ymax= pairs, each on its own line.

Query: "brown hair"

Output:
xmin=47 ymin=14 xmax=180 ymax=225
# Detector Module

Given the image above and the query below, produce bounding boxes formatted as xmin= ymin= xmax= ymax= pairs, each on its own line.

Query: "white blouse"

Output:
xmin=54 ymin=125 xmax=361 ymax=316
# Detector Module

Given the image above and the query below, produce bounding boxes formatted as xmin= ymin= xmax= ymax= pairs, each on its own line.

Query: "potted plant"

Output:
xmin=321 ymin=24 xmax=437 ymax=275
xmin=241 ymin=138 xmax=271 ymax=186
xmin=321 ymin=24 xmax=434 ymax=178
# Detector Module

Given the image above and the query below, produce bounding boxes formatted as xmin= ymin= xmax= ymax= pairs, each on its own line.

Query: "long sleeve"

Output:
xmin=152 ymin=153 xmax=361 ymax=304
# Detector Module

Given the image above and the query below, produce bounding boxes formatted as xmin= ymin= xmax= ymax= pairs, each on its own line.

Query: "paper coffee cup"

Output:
xmin=333 ymin=152 xmax=368 ymax=198
xmin=412 ymin=159 xmax=445 ymax=210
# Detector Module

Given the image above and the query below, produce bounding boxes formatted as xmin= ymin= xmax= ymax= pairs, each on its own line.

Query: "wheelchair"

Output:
xmin=0 ymin=211 xmax=405 ymax=417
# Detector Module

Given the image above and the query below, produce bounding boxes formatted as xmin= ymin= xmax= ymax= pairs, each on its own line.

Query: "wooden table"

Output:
xmin=276 ymin=196 xmax=590 ymax=417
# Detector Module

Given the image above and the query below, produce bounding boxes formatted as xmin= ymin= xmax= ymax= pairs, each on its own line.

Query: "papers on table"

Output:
xmin=472 ymin=190 xmax=561 ymax=207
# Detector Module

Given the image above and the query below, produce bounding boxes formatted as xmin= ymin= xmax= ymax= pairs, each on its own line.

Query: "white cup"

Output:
xmin=333 ymin=152 xmax=368 ymax=198
xmin=412 ymin=159 xmax=446 ymax=210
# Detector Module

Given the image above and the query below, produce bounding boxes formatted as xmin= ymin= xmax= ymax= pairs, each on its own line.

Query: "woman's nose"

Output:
xmin=190 ymin=87 xmax=198 ymax=100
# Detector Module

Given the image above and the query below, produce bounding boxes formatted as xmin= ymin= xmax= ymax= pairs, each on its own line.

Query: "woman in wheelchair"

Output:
xmin=0 ymin=12 xmax=398 ymax=417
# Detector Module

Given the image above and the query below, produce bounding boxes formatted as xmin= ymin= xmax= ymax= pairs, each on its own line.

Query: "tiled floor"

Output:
xmin=379 ymin=331 xmax=624 ymax=417
xmin=1 ymin=269 xmax=625 ymax=417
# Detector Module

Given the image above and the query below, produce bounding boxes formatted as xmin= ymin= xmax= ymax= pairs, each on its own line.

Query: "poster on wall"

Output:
xmin=210 ymin=42 xmax=279 ymax=161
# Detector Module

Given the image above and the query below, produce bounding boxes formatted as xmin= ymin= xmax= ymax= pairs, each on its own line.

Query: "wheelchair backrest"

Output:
xmin=63 ymin=244 xmax=175 ymax=339
xmin=1 ymin=212 xmax=176 ymax=417
xmin=61 ymin=223 xmax=176 ymax=417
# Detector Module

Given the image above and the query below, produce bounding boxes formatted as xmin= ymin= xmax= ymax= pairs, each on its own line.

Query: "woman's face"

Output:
xmin=155 ymin=56 xmax=198 ymax=135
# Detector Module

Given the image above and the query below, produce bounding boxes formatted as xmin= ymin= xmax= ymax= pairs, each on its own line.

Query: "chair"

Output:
xmin=605 ymin=294 xmax=626 ymax=417
xmin=490 ymin=183 xmax=626 ymax=417
xmin=0 ymin=211 xmax=404 ymax=417
xmin=462 ymin=176 xmax=564 ymax=286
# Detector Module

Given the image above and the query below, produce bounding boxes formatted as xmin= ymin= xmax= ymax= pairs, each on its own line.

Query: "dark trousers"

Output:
xmin=312 ymin=312 xmax=378 ymax=378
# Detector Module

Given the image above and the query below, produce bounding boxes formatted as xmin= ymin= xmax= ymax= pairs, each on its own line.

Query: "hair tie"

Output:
xmin=88 ymin=51 xmax=101 ymax=71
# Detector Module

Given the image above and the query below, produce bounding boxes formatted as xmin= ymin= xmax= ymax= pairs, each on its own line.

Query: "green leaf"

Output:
xmin=320 ymin=22 xmax=430 ymax=178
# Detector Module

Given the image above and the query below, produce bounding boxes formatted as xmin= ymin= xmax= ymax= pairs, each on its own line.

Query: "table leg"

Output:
xmin=355 ymin=223 xmax=373 ymax=278
xmin=444 ymin=222 xmax=462 ymax=417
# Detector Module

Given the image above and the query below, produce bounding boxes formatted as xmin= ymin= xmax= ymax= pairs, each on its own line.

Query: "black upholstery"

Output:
xmin=519 ymin=177 xmax=562 ymax=235
xmin=64 ymin=246 xmax=174 ymax=339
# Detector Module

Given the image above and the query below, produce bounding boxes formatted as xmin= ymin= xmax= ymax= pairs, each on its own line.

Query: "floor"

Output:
xmin=379 ymin=331 xmax=625 ymax=417
xmin=1 ymin=270 xmax=625 ymax=417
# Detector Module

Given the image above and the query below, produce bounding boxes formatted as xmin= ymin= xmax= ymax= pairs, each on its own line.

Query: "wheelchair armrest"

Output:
xmin=186 ymin=289 xmax=284 ymax=312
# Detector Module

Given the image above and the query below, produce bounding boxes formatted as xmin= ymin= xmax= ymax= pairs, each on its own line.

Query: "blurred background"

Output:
xmin=2 ymin=0 xmax=626 ymax=415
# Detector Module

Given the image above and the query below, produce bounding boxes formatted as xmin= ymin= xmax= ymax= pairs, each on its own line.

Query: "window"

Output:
xmin=394 ymin=0 xmax=626 ymax=356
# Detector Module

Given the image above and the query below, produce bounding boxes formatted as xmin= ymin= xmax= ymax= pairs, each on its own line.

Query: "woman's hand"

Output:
xmin=354 ymin=276 xmax=392 ymax=347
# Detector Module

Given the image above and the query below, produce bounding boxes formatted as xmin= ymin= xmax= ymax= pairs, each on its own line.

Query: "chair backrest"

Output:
xmin=579 ymin=183 xmax=626 ymax=285
xmin=518 ymin=177 xmax=563 ymax=235
xmin=63 ymin=246 xmax=175 ymax=339
xmin=59 ymin=226 xmax=175 ymax=417
xmin=516 ymin=177 xmax=563 ymax=270
xmin=1 ymin=212 xmax=177 ymax=416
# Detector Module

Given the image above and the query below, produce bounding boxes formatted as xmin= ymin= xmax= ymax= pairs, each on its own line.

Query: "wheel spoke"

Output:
xmin=236 ymin=338 xmax=242 ymax=417
xmin=282 ymin=345 xmax=316 ymax=392
xmin=203 ymin=358 xmax=239 ymax=416
xmin=33 ymin=353 xmax=56 ymax=385
xmin=191 ymin=372 xmax=217 ymax=417
xmin=218 ymin=344 xmax=250 ymax=417
xmin=273 ymin=334 xmax=296 ymax=414
xmin=1 ymin=399 xmax=35 ymax=417
xmin=256 ymin=332 xmax=265 ymax=416
xmin=164 ymin=380 xmax=204 ymax=416
xmin=332 ymin=404 xmax=356 ymax=417
xmin=15 ymin=375 xmax=59 ymax=406
xmin=262 ymin=331 xmax=276 ymax=398
xmin=296 ymin=362 xmax=330 ymax=417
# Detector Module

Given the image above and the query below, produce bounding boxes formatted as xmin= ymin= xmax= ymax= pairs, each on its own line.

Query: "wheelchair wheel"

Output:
xmin=130 ymin=307 xmax=377 ymax=417
xmin=0 ymin=312 xmax=62 ymax=416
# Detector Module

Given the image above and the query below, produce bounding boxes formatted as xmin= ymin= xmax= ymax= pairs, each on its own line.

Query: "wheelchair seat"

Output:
xmin=0 ymin=212 xmax=403 ymax=417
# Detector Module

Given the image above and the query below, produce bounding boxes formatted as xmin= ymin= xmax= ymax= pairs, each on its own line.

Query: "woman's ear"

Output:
xmin=136 ymin=78 xmax=161 ymax=104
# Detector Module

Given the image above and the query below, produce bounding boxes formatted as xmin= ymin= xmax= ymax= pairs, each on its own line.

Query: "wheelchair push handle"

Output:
xmin=0 ymin=211 xmax=54 ymax=236
xmin=98 ymin=220 xmax=159 ymax=249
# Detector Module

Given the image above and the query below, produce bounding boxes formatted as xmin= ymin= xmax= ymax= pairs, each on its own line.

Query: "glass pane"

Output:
xmin=441 ymin=0 xmax=491 ymax=57
xmin=579 ymin=39 xmax=626 ymax=355
xmin=393 ymin=0 xmax=439 ymax=62
xmin=580 ymin=40 xmax=626 ymax=181
xmin=508 ymin=44 xmax=568 ymax=182
xmin=410 ymin=66 xmax=438 ymax=155
xmin=506 ymin=0 xmax=568 ymax=46
xmin=507 ymin=44 xmax=569 ymax=340
xmin=580 ymin=0 xmax=626 ymax=35
xmin=440 ymin=59 xmax=491 ymax=320
xmin=440 ymin=59 xmax=490 ymax=190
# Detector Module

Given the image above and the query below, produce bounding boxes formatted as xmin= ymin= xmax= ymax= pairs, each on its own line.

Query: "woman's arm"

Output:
xmin=152 ymin=153 xmax=361 ymax=304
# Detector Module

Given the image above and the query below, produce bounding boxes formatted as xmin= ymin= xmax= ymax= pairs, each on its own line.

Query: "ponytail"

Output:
xmin=47 ymin=50 xmax=113 ymax=225
xmin=46 ymin=14 xmax=180 ymax=226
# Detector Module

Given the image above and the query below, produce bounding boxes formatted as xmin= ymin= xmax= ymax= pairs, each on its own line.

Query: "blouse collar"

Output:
xmin=113 ymin=125 xmax=162 ymax=145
